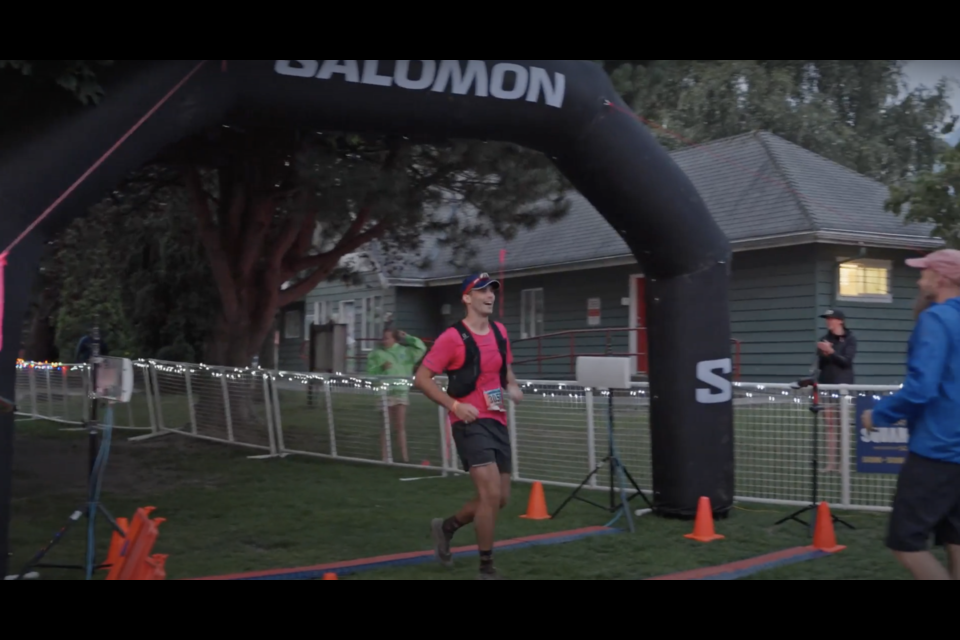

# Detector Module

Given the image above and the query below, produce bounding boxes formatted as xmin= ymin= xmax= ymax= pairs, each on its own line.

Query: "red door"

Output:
xmin=636 ymin=277 xmax=649 ymax=374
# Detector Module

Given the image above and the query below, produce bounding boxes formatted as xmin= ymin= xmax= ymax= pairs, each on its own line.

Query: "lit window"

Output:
xmin=838 ymin=259 xmax=892 ymax=302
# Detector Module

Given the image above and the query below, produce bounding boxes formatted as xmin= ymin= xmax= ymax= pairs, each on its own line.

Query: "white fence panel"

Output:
xmin=13 ymin=359 xmax=905 ymax=512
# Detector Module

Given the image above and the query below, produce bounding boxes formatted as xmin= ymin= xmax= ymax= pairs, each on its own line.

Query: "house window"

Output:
xmin=521 ymin=289 xmax=544 ymax=339
xmin=284 ymin=309 xmax=302 ymax=340
xmin=837 ymin=259 xmax=892 ymax=303
xmin=305 ymin=305 xmax=315 ymax=338
xmin=361 ymin=296 xmax=383 ymax=351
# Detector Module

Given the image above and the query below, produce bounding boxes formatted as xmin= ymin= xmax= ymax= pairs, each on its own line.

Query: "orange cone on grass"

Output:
xmin=812 ymin=502 xmax=846 ymax=553
xmin=520 ymin=482 xmax=552 ymax=520
xmin=684 ymin=497 xmax=725 ymax=543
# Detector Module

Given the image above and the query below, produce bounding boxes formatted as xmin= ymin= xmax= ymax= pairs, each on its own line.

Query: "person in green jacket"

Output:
xmin=366 ymin=328 xmax=428 ymax=463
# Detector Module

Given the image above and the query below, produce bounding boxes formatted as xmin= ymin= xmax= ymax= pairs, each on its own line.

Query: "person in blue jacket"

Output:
xmin=863 ymin=249 xmax=960 ymax=580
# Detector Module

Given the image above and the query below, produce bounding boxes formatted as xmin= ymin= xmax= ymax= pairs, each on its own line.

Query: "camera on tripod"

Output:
xmin=774 ymin=371 xmax=853 ymax=532
xmin=791 ymin=377 xmax=817 ymax=390
xmin=91 ymin=356 xmax=134 ymax=403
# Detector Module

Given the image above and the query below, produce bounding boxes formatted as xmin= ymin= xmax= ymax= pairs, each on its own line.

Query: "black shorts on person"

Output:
xmin=886 ymin=452 xmax=960 ymax=552
xmin=451 ymin=418 xmax=512 ymax=474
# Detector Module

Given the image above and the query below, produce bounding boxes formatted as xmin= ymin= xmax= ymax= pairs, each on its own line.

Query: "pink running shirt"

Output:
xmin=422 ymin=321 xmax=513 ymax=427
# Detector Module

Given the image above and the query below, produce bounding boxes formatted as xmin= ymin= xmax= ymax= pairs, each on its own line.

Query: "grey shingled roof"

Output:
xmin=375 ymin=131 xmax=938 ymax=280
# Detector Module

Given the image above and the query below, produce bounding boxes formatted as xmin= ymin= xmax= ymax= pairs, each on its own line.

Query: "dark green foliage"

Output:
xmin=887 ymin=142 xmax=960 ymax=248
xmin=602 ymin=60 xmax=956 ymax=185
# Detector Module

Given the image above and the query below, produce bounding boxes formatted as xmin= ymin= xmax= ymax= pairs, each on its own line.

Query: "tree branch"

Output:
xmin=185 ymin=167 xmax=239 ymax=318
xmin=218 ymin=166 xmax=245 ymax=250
xmin=236 ymin=197 xmax=274 ymax=282
xmin=293 ymin=194 xmax=317 ymax=260
xmin=277 ymin=138 xmax=406 ymax=307
xmin=279 ymin=221 xmax=387 ymax=307
xmin=272 ymin=212 xmax=307 ymax=272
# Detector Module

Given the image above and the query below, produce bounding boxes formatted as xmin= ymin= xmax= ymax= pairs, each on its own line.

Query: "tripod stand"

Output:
xmin=551 ymin=389 xmax=654 ymax=533
xmin=775 ymin=379 xmax=855 ymax=532
xmin=14 ymin=325 xmax=126 ymax=580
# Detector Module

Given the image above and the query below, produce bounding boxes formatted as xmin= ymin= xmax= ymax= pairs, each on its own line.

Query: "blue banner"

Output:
xmin=855 ymin=396 xmax=909 ymax=474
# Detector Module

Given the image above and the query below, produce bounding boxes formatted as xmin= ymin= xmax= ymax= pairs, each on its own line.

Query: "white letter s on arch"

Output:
xmin=696 ymin=358 xmax=732 ymax=404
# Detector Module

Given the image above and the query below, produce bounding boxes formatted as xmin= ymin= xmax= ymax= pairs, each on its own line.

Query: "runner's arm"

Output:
xmin=415 ymin=364 xmax=457 ymax=412
xmin=872 ymin=313 xmax=948 ymax=427
xmin=414 ymin=330 xmax=456 ymax=411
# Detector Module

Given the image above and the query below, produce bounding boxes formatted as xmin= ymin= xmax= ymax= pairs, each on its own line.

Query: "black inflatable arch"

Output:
xmin=0 ymin=60 xmax=734 ymax=570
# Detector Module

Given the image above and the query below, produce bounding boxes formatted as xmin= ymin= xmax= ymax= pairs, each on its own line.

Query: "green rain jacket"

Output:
xmin=366 ymin=334 xmax=428 ymax=396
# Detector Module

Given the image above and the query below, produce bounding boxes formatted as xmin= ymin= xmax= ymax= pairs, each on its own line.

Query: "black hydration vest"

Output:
xmin=445 ymin=321 xmax=509 ymax=400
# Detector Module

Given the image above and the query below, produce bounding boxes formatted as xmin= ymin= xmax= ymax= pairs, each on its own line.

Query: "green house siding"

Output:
xmin=429 ymin=265 xmax=639 ymax=379
xmin=814 ymin=246 xmax=918 ymax=385
xmin=421 ymin=248 xmax=821 ymax=382
xmin=393 ymin=287 xmax=445 ymax=340
xmin=283 ymin=244 xmax=923 ymax=384
xmin=278 ymin=266 xmax=393 ymax=373
xmin=729 ymin=246 xmax=818 ymax=382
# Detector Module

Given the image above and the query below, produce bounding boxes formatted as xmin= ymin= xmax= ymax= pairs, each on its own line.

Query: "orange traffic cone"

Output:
xmin=812 ymin=503 xmax=846 ymax=553
xmin=684 ymin=497 xmax=725 ymax=543
xmin=520 ymin=482 xmax=552 ymax=520
xmin=322 ymin=572 xmax=338 ymax=580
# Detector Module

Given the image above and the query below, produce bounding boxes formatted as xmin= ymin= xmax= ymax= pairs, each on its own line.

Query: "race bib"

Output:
xmin=484 ymin=388 xmax=506 ymax=412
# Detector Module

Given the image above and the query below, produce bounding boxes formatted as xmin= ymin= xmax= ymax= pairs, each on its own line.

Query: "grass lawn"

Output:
xmin=8 ymin=418 xmax=939 ymax=580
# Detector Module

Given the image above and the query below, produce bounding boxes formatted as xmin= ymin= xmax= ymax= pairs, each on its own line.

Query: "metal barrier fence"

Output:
xmin=13 ymin=359 xmax=904 ymax=512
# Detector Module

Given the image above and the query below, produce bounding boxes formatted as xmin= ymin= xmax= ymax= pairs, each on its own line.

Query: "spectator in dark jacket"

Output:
xmin=817 ymin=309 xmax=857 ymax=472
xmin=75 ymin=331 xmax=109 ymax=364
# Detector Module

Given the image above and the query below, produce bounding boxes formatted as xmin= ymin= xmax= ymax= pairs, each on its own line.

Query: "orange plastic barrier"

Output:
xmin=105 ymin=507 xmax=167 ymax=580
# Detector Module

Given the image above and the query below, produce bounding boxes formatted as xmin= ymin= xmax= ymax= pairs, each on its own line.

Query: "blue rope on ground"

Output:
xmin=604 ymin=400 xmax=634 ymax=532
xmin=697 ymin=549 xmax=830 ymax=580
xmin=85 ymin=406 xmax=114 ymax=580
xmin=198 ymin=527 xmax=622 ymax=581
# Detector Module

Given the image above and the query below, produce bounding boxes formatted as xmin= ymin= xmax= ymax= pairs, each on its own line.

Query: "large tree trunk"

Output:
xmin=24 ymin=309 xmax=58 ymax=362
xmin=195 ymin=286 xmax=278 ymax=440
xmin=179 ymin=149 xmax=389 ymax=442
xmin=202 ymin=297 xmax=276 ymax=368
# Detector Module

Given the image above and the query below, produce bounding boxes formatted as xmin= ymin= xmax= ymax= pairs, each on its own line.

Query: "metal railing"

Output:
xmin=13 ymin=359 xmax=902 ymax=512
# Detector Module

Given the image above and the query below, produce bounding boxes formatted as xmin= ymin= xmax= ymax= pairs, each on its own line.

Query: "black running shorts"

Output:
xmin=451 ymin=418 xmax=512 ymax=474
xmin=886 ymin=452 xmax=960 ymax=552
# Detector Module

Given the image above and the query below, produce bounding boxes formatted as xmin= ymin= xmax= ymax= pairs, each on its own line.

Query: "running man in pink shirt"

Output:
xmin=415 ymin=272 xmax=523 ymax=580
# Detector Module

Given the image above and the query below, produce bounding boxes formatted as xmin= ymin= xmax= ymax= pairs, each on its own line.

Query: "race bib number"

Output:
xmin=484 ymin=388 xmax=506 ymax=412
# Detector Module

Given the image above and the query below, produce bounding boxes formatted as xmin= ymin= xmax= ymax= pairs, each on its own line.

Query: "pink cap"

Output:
xmin=906 ymin=249 xmax=960 ymax=283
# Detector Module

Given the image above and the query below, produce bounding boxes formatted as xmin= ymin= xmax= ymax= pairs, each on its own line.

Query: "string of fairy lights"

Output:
xmin=13 ymin=358 xmax=901 ymax=402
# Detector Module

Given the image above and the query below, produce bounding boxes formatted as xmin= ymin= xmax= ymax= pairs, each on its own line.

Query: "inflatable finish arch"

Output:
xmin=0 ymin=60 xmax=734 ymax=566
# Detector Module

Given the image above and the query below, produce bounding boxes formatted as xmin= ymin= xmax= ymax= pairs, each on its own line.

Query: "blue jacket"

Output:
xmin=872 ymin=297 xmax=960 ymax=464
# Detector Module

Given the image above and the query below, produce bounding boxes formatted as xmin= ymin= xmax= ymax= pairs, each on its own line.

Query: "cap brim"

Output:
xmin=475 ymin=279 xmax=500 ymax=290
